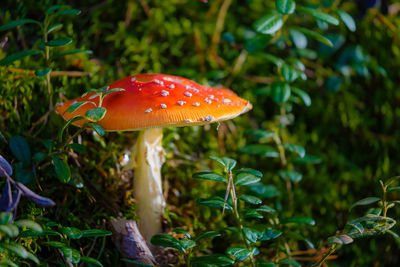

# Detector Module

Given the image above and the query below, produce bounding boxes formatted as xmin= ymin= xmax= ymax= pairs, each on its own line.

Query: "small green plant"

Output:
xmin=313 ymin=176 xmax=400 ymax=266
xmin=151 ymin=156 xmax=316 ymax=266
xmin=0 ymin=212 xmax=41 ymax=266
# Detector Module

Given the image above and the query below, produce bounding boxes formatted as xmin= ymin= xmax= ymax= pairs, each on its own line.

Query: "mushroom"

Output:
xmin=56 ymin=73 xmax=252 ymax=240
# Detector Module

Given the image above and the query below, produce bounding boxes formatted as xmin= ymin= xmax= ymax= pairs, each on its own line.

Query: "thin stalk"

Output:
xmin=43 ymin=16 xmax=53 ymax=111
xmin=311 ymin=245 xmax=337 ymax=267
xmin=228 ymin=171 xmax=256 ymax=267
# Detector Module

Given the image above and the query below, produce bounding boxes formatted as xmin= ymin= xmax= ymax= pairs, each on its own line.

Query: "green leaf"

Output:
xmin=0 ymin=49 xmax=41 ymax=66
xmin=54 ymin=49 xmax=93 ymax=58
xmin=14 ymin=220 xmax=42 ymax=232
xmin=52 ymin=155 xmax=71 ymax=183
xmin=0 ymin=258 xmax=18 ymax=267
xmin=102 ymin=88 xmax=126 ymax=97
xmin=63 ymin=101 xmax=95 ymax=115
xmin=61 ymin=247 xmax=81 ymax=264
xmin=289 ymin=29 xmax=308 ymax=49
xmin=235 ymin=168 xmax=263 ymax=177
xmin=278 ymin=170 xmax=302 ymax=183
xmin=67 ymin=143 xmax=86 ymax=153
xmin=173 ymin=227 xmax=191 ymax=238
xmin=276 ymin=0 xmax=296 ymax=14
xmin=194 ymin=231 xmax=221 ymax=242
xmin=336 ymin=10 xmax=356 ymax=32
xmin=20 ymin=229 xmax=61 ymax=237
xmin=0 ymin=225 xmax=19 ymax=237
xmin=245 ymin=34 xmax=272 ymax=52
xmin=260 ymin=53 xmax=284 ymax=67
xmin=27 ymin=252 xmax=40 ymax=264
xmin=46 ymin=5 xmax=71 ymax=13
xmin=239 ymin=194 xmax=262 ymax=204
xmin=297 ymin=6 xmax=339 ymax=25
xmin=9 ymin=136 xmax=31 ymax=166
xmin=0 ymin=243 xmax=28 ymax=258
xmin=45 ymin=37 xmax=73 ymax=47
xmin=150 ymin=234 xmax=185 ymax=252
xmin=55 ymin=9 xmax=81 ymax=15
xmin=292 ymin=27 xmax=333 ymax=47
xmin=256 ymin=205 xmax=276 ymax=213
xmin=197 ymin=196 xmax=232 ymax=210
xmin=248 ymin=184 xmax=280 ymax=198
xmin=235 ymin=172 xmax=261 ymax=186
xmin=240 ymin=144 xmax=279 ymax=158
xmin=292 ymin=87 xmax=311 ymax=106
xmin=260 ymin=229 xmax=282 ymax=241
xmin=327 ymin=234 xmax=353 ymax=245
xmin=350 ymin=197 xmax=381 ymax=210
xmin=61 ymin=227 xmax=83 ymax=239
xmin=35 ymin=68 xmax=51 ymax=77
xmin=247 ymin=129 xmax=275 ymax=141
xmin=47 ymin=23 xmax=63 ymax=34
xmin=271 ymin=82 xmax=291 ymax=103
xmin=80 ymin=256 xmax=103 ymax=267
xmin=193 ymin=171 xmax=226 ymax=182
xmin=0 ymin=19 xmax=40 ymax=31
xmin=226 ymin=247 xmax=252 ymax=262
xmin=90 ymin=123 xmax=105 ymax=136
xmin=293 ymin=155 xmax=321 ymax=164
xmin=179 ymin=239 xmax=196 ymax=249
xmin=81 ymin=229 xmax=112 ymax=237
xmin=243 ymin=227 xmax=262 ymax=243
xmin=43 ymin=241 xmax=66 ymax=248
xmin=282 ymin=216 xmax=315 ymax=226
xmin=0 ymin=213 xmax=13 ymax=225
xmin=121 ymin=259 xmax=153 ymax=266
xmin=254 ymin=13 xmax=284 ymax=35
xmin=278 ymin=258 xmax=301 ymax=267
xmin=242 ymin=209 xmax=263 ymax=219
xmin=85 ymin=107 xmax=107 ymax=122
xmin=388 ymin=187 xmax=400 ymax=192
xmin=283 ymin=144 xmax=305 ymax=158
xmin=209 ymin=156 xmax=236 ymax=171
xmin=192 ymin=254 xmax=235 ymax=266
xmin=281 ymin=64 xmax=298 ymax=82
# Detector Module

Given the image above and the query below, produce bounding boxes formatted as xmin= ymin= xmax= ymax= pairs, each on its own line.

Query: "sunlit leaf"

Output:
xmin=276 ymin=0 xmax=296 ymax=14
xmin=254 ymin=13 xmax=284 ymax=35
xmin=0 ymin=50 xmax=41 ymax=66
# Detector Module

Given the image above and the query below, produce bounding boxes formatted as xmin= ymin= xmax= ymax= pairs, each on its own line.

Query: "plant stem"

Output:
xmin=312 ymin=245 xmax=337 ymax=267
xmin=43 ymin=18 xmax=53 ymax=111
xmin=228 ymin=171 xmax=256 ymax=267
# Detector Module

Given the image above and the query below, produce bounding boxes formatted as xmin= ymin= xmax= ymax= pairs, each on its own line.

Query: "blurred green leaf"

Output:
xmin=289 ymin=29 xmax=308 ymax=49
xmin=276 ymin=0 xmax=296 ymax=14
xmin=243 ymin=227 xmax=262 ymax=243
xmin=226 ymin=247 xmax=252 ymax=262
xmin=179 ymin=239 xmax=196 ymax=249
xmin=271 ymin=82 xmax=291 ymax=103
xmin=61 ymin=247 xmax=81 ymax=264
xmin=235 ymin=172 xmax=261 ymax=186
xmin=328 ymin=234 xmax=353 ymax=245
xmin=9 ymin=136 xmax=31 ymax=166
xmin=0 ymin=49 xmax=41 ymax=66
xmin=0 ymin=19 xmax=40 ymax=31
xmin=61 ymin=227 xmax=83 ymax=239
xmin=193 ymin=171 xmax=226 ymax=182
xmin=248 ymin=184 xmax=280 ymax=198
xmin=350 ymin=197 xmax=381 ymax=210
xmin=239 ymin=194 xmax=262 ymax=204
xmin=55 ymin=9 xmax=81 ymax=15
xmin=173 ymin=227 xmax=191 ymax=238
xmin=52 ymin=155 xmax=71 ymax=183
xmin=278 ymin=258 xmax=301 ymax=267
xmin=240 ymin=144 xmax=279 ymax=157
xmin=245 ymin=34 xmax=272 ymax=52
xmin=278 ymin=170 xmax=302 ymax=183
xmin=14 ymin=220 xmax=42 ymax=232
xmin=0 ymin=225 xmax=19 ymax=237
xmin=47 ymin=23 xmax=63 ymax=34
xmin=283 ymin=144 xmax=305 ymax=158
xmin=85 ymin=107 xmax=106 ymax=122
xmin=297 ymin=6 xmax=339 ymax=25
xmin=293 ymin=155 xmax=321 ymax=164
xmin=81 ymin=229 xmax=112 ymax=237
xmin=0 ymin=243 xmax=28 ymax=258
xmin=192 ymin=254 xmax=234 ymax=266
xmin=254 ymin=13 xmax=284 ymax=35
xmin=292 ymin=87 xmax=311 ymax=106
xmin=194 ymin=231 xmax=221 ymax=242
xmin=150 ymin=234 xmax=185 ymax=252
xmin=337 ymin=10 xmax=356 ymax=32
xmin=281 ymin=216 xmax=315 ymax=225
xmin=80 ymin=256 xmax=103 ymax=267
xmin=197 ymin=196 xmax=232 ymax=210
xmin=45 ymin=37 xmax=73 ymax=47
xmin=209 ymin=156 xmax=236 ymax=171
xmin=281 ymin=64 xmax=299 ymax=82
xmin=54 ymin=49 xmax=93 ymax=58
xmin=67 ymin=143 xmax=86 ymax=153
xmin=260 ymin=229 xmax=282 ymax=241
xmin=292 ymin=27 xmax=333 ymax=47
xmin=90 ymin=123 xmax=105 ymax=136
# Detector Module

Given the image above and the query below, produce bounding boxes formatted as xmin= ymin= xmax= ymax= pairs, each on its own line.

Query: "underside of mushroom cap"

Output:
xmin=56 ymin=73 xmax=252 ymax=131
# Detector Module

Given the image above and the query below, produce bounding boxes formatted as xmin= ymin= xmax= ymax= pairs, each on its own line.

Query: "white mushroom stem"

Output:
xmin=126 ymin=128 xmax=166 ymax=241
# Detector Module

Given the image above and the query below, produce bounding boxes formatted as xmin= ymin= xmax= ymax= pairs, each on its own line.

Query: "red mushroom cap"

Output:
xmin=56 ymin=73 xmax=252 ymax=131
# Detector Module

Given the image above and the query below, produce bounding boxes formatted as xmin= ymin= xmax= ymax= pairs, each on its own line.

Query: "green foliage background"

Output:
xmin=1 ymin=0 xmax=400 ymax=266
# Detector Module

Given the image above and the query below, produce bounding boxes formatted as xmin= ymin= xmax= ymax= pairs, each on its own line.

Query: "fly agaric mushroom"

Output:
xmin=56 ymin=73 xmax=252 ymax=240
